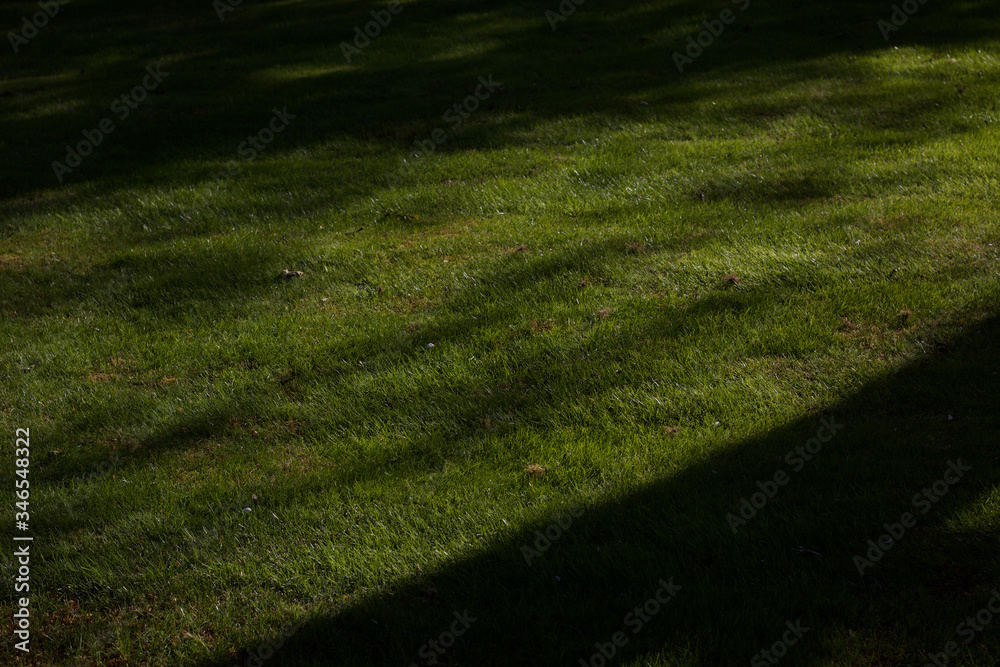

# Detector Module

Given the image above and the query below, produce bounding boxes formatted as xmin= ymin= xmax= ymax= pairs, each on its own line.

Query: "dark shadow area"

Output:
xmin=1 ymin=237 xmax=286 ymax=320
xmin=179 ymin=311 xmax=1000 ymax=666
xmin=1 ymin=0 xmax=998 ymax=208
xmin=4 ymin=1 xmax=999 ymax=664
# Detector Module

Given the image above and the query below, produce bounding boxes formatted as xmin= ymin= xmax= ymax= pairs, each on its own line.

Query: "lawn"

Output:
xmin=1 ymin=0 xmax=999 ymax=665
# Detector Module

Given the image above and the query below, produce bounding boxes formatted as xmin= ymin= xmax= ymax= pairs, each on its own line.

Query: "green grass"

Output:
xmin=2 ymin=0 xmax=999 ymax=665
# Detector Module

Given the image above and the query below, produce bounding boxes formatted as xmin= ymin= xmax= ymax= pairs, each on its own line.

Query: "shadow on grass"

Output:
xmin=29 ymin=233 xmax=719 ymax=485
xmin=1 ymin=0 xmax=997 ymax=207
xmin=5 ymin=1 xmax=999 ymax=663
xmin=174 ymin=312 xmax=1000 ymax=666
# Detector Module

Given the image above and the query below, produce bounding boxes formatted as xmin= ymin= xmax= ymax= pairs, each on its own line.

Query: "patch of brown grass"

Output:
xmin=525 ymin=464 xmax=546 ymax=478
xmin=530 ymin=318 xmax=554 ymax=333
xmin=0 ymin=254 xmax=27 ymax=271
xmin=869 ymin=212 xmax=924 ymax=232
xmin=403 ymin=297 xmax=430 ymax=313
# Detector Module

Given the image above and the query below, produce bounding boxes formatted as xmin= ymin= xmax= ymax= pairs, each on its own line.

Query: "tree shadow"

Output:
xmin=1 ymin=0 xmax=997 ymax=207
xmin=29 ymin=232 xmax=716 ymax=490
xmin=178 ymin=316 xmax=1000 ymax=665
xmin=5 ymin=1 xmax=999 ymax=663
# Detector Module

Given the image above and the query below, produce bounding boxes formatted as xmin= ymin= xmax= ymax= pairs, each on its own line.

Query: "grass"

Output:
xmin=1 ymin=0 xmax=999 ymax=665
